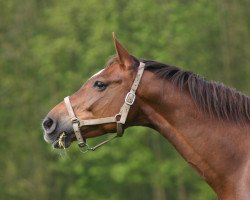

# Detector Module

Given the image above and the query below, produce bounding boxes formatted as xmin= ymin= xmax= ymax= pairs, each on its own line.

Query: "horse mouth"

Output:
xmin=52 ymin=132 xmax=75 ymax=149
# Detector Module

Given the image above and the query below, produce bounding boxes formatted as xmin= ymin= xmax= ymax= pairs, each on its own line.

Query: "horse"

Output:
xmin=42 ymin=33 xmax=250 ymax=199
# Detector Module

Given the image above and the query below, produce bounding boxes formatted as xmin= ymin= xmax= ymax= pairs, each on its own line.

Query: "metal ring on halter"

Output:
xmin=71 ymin=117 xmax=79 ymax=124
xmin=78 ymin=146 xmax=94 ymax=153
xmin=79 ymin=142 xmax=91 ymax=154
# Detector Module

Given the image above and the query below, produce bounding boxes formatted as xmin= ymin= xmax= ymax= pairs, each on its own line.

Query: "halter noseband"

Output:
xmin=63 ymin=62 xmax=145 ymax=153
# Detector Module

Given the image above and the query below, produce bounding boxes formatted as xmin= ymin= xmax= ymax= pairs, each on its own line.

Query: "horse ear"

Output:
xmin=112 ymin=32 xmax=134 ymax=70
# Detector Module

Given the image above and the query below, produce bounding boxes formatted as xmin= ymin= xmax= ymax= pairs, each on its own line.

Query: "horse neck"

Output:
xmin=137 ymin=72 xmax=250 ymax=197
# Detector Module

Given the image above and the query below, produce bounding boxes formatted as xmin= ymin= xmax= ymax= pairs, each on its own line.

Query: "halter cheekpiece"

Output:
xmin=63 ymin=62 xmax=145 ymax=153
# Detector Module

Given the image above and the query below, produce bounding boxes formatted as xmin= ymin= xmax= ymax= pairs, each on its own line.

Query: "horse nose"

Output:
xmin=42 ymin=117 xmax=56 ymax=134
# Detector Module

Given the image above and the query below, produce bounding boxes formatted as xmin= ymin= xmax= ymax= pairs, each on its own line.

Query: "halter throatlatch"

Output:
xmin=63 ymin=62 xmax=145 ymax=153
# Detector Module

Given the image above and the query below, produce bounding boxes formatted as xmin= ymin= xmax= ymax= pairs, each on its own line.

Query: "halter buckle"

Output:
xmin=125 ymin=91 xmax=136 ymax=105
xmin=71 ymin=117 xmax=79 ymax=124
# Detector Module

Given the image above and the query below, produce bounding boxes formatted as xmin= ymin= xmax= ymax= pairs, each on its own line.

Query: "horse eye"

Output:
xmin=93 ymin=81 xmax=107 ymax=91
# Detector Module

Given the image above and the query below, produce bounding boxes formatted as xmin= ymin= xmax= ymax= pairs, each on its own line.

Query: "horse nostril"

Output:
xmin=43 ymin=117 xmax=55 ymax=132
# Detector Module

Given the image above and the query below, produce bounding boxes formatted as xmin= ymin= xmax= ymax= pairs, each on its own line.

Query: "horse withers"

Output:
xmin=42 ymin=33 xmax=250 ymax=199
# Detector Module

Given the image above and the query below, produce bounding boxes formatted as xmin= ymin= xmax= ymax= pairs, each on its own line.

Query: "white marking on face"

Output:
xmin=91 ymin=69 xmax=104 ymax=79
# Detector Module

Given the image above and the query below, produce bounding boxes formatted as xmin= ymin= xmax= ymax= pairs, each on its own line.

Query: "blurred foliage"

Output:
xmin=0 ymin=0 xmax=249 ymax=199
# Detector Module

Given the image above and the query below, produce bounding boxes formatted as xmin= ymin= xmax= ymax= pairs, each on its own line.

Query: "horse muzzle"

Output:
xmin=42 ymin=115 xmax=75 ymax=149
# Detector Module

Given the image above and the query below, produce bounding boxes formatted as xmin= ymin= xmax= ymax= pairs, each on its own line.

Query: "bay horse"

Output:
xmin=42 ymin=33 xmax=250 ymax=199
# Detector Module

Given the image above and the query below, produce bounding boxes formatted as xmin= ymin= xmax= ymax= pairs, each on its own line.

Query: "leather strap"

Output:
xmin=64 ymin=96 xmax=85 ymax=147
xmin=118 ymin=63 xmax=145 ymax=125
xmin=79 ymin=117 xmax=116 ymax=126
xmin=63 ymin=62 xmax=145 ymax=151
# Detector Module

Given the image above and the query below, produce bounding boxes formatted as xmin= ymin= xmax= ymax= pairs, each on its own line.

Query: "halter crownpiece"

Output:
xmin=63 ymin=62 xmax=145 ymax=153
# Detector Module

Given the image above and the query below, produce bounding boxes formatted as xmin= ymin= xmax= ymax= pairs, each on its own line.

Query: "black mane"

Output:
xmin=106 ymin=56 xmax=250 ymax=123
xmin=141 ymin=59 xmax=250 ymax=123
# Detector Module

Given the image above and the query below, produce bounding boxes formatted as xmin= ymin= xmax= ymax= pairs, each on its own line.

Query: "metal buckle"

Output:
xmin=125 ymin=91 xmax=136 ymax=105
xmin=71 ymin=117 xmax=79 ymax=124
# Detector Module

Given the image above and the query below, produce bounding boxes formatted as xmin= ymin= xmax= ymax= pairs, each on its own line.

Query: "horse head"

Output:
xmin=42 ymin=34 xmax=148 ymax=150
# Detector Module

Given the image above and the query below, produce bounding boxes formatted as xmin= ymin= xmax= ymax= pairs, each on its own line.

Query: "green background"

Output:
xmin=1 ymin=0 xmax=249 ymax=199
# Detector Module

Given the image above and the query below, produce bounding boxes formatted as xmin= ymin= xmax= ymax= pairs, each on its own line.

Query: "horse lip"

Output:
xmin=52 ymin=132 xmax=72 ymax=149
xmin=44 ymin=133 xmax=56 ymax=144
xmin=43 ymin=130 xmax=72 ymax=148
